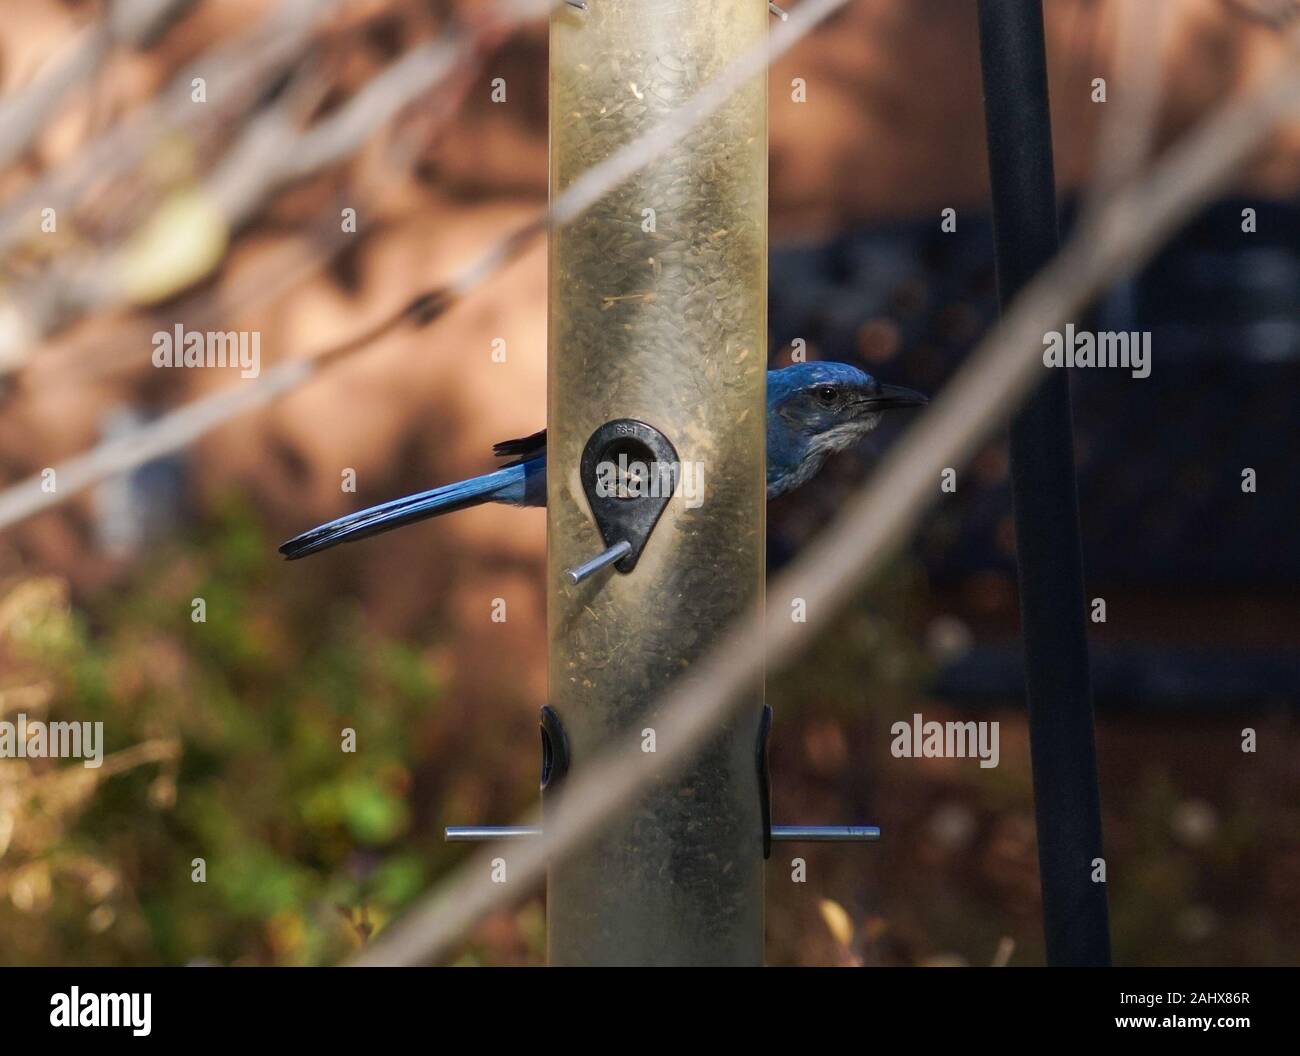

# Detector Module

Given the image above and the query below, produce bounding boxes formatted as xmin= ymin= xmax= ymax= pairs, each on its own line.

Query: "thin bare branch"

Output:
xmin=0 ymin=22 xmax=112 ymax=171
xmin=0 ymin=359 xmax=312 ymax=531
xmin=206 ymin=34 xmax=467 ymax=230
xmin=0 ymin=0 xmax=195 ymax=169
xmin=1086 ymin=0 xmax=1172 ymax=212
xmin=0 ymin=0 xmax=559 ymax=365
xmin=0 ymin=0 xmax=341 ymax=260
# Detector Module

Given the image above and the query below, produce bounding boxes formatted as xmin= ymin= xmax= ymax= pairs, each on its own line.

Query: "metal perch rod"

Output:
xmin=446 ymin=825 xmax=881 ymax=842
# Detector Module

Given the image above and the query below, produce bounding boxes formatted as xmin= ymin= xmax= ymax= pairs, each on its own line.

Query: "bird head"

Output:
xmin=766 ymin=361 xmax=927 ymax=497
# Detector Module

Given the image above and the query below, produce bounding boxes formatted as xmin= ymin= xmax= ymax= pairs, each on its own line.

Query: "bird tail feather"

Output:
xmin=278 ymin=464 xmax=524 ymax=560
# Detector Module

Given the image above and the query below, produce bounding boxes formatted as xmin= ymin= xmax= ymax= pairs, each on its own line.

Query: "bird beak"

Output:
xmin=864 ymin=384 xmax=929 ymax=411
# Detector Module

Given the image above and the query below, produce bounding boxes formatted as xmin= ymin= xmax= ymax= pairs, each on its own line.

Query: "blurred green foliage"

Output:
xmin=2 ymin=504 xmax=1291 ymax=967
xmin=1 ymin=501 xmax=447 ymax=966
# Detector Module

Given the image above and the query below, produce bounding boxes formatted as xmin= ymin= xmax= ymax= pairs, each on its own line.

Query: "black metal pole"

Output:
xmin=975 ymin=0 xmax=1111 ymax=966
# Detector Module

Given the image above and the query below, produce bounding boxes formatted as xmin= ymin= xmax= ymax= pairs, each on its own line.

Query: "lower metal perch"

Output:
xmin=445 ymin=824 xmax=880 ymax=843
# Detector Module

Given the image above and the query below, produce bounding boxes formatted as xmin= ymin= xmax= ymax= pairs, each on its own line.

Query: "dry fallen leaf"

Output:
xmin=818 ymin=897 xmax=854 ymax=948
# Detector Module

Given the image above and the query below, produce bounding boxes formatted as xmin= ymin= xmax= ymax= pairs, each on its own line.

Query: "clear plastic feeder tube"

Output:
xmin=547 ymin=0 xmax=768 ymax=965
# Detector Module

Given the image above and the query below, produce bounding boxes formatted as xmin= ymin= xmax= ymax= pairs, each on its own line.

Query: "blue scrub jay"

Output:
xmin=279 ymin=362 xmax=926 ymax=559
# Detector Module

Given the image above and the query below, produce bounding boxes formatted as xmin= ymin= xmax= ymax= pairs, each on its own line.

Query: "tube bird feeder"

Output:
xmin=545 ymin=0 xmax=770 ymax=965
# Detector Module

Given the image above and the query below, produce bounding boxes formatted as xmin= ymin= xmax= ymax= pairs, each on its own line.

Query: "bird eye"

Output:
xmin=815 ymin=385 xmax=838 ymax=406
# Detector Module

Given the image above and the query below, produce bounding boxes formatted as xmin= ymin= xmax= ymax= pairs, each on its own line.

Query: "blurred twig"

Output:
xmin=1087 ymin=0 xmax=1171 ymax=210
xmin=0 ymin=0 xmax=551 ymax=365
xmin=0 ymin=0 xmax=196 ymax=170
xmin=0 ymin=22 xmax=112 ymax=171
xmin=24 ymin=4 xmax=509 ymax=387
xmin=1223 ymin=0 xmax=1299 ymax=28
xmin=0 ymin=0 xmax=341 ymax=262
xmin=0 ymin=357 xmax=314 ymax=532
xmin=209 ymin=32 xmax=466 ymax=227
